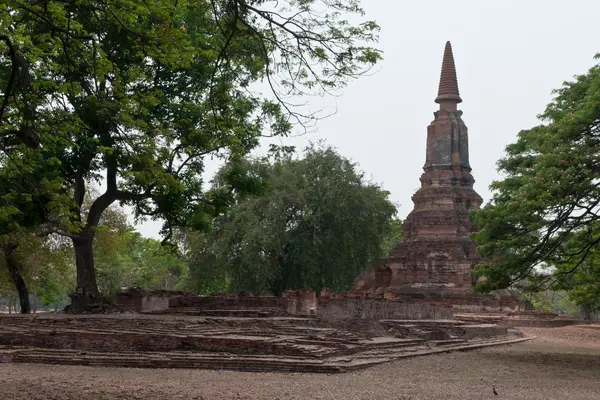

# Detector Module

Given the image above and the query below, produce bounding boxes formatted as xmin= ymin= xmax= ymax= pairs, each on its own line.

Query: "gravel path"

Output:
xmin=0 ymin=325 xmax=599 ymax=400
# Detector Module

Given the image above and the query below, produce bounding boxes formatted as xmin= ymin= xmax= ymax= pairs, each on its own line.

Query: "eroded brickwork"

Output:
xmin=353 ymin=42 xmax=484 ymax=297
xmin=0 ymin=314 xmax=526 ymax=373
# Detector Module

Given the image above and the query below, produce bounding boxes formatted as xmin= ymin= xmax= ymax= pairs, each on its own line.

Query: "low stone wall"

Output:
xmin=455 ymin=310 xmax=581 ymax=328
xmin=141 ymin=296 xmax=170 ymax=313
xmin=0 ymin=328 xmax=315 ymax=356
xmin=115 ymin=288 xmax=516 ymax=320
xmin=499 ymin=310 xmax=579 ymax=328
xmin=172 ymin=296 xmax=293 ymax=315
xmin=114 ymin=291 xmax=171 ymax=313
xmin=384 ymin=293 xmax=520 ymax=313
xmin=283 ymin=289 xmax=317 ymax=315
xmin=316 ymin=298 xmax=453 ymax=321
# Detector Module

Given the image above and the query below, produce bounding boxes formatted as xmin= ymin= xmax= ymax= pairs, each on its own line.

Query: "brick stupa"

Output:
xmin=353 ymin=41 xmax=484 ymax=297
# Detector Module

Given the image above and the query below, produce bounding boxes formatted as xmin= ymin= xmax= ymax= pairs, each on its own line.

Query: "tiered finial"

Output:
xmin=435 ymin=41 xmax=462 ymax=104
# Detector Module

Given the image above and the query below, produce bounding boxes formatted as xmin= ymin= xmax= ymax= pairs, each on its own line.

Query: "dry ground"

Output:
xmin=0 ymin=325 xmax=599 ymax=400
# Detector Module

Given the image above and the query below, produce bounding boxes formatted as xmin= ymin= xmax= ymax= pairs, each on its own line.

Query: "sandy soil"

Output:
xmin=0 ymin=325 xmax=599 ymax=400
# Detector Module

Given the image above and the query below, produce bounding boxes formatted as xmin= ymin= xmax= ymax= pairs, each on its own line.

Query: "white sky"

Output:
xmin=133 ymin=0 xmax=600 ymax=239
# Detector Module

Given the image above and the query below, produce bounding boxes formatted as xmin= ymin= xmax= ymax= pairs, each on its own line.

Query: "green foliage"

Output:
xmin=0 ymin=148 xmax=68 ymax=236
xmin=96 ymin=231 xmax=187 ymax=295
xmin=0 ymin=231 xmax=74 ymax=308
xmin=380 ymin=218 xmax=403 ymax=257
xmin=92 ymin=203 xmax=187 ymax=296
xmin=551 ymin=290 xmax=584 ymax=318
xmin=523 ymin=292 xmax=554 ymax=313
xmin=473 ymin=53 xmax=600 ymax=303
xmin=186 ymin=144 xmax=397 ymax=295
xmin=1 ymin=0 xmax=382 ymax=235
xmin=36 ymin=262 xmax=74 ymax=307
xmin=1 ymin=1 xmax=382 ymax=303
xmin=553 ymin=241 xmax=600 ymax=319
xmin=518 ymin=288 xmax=584 ymax=318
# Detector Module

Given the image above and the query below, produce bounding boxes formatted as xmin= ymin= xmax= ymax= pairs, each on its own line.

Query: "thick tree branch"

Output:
xmin=0 ymin=35 xmax=18 ymax=123
xmin=18 ymin=4 xmax=94 ymax=40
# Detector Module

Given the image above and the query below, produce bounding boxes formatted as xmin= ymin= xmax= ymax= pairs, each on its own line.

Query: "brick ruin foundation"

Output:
xmin=0 ymin=290 xmax=530 ymax=373
xmin=0 ymin=288 xmax=567 ymax=373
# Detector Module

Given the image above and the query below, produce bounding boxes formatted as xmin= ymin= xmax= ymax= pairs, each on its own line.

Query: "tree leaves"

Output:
xmin=473 ymin=54 xmax=600 ymax=303
xmin=186 ymin=144 xmax=397 ymax=295
xmin=1 ymin=0 xmax=381 ymax=302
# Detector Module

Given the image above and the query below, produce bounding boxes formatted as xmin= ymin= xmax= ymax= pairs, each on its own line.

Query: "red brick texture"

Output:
xmin=352 ymin=41 xmax=493 ymax=303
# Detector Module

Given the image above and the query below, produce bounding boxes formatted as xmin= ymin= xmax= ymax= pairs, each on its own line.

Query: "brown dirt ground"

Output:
xmin=0 ymin=325 xmax=599 ymax=400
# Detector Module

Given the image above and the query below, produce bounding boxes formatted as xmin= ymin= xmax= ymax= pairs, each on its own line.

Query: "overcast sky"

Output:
xmin=134 ymin=0 xmax=600 ymax=239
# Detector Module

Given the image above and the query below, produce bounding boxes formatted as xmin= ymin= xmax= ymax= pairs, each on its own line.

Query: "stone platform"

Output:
xmin=0 ymin=314 xmax=530 ymax=373
xmin=454 ymin=311 xmax=580 ymax=328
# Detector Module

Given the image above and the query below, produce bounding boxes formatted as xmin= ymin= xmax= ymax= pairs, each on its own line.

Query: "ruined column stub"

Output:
xmin=352 ymin=41 xmax=483 ymax=297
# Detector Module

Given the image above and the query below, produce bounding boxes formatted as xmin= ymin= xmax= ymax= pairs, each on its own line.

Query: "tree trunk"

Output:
xmin=68 ymin=228 xmax=100 ymax=313
xmin=3 ymin=243 xmax=31 ymax=314
xmin=6 ymin=296 xmax=17 ymax=313
xmin=581 ymin=304 xmax=593 ymax=322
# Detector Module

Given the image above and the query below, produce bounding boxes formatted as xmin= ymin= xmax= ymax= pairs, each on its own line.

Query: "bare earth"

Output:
xmin=0 ymin=325 xmax=599 ymax=400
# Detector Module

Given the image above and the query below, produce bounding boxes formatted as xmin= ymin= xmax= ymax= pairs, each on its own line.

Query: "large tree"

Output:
xmin=473 ymin=53 xmax=600 ymax=301
xmin=186 ymin=144 xmax=397 ymax=295
xmin=1 ymin=1 xmax=381 ymax=310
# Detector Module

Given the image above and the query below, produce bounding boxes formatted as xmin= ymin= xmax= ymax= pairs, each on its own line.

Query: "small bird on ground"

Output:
xmin=493 ymin=387 xmax=498 ymax=396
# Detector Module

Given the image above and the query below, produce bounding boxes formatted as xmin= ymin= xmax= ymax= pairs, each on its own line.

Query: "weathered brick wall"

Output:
xmin=114 ymin=292 xmax=171 ymax=313
xmin=115 ymin=290 xmax=319 ymax=316
xmin=283 ymin=289 xmax=316 ymax=315
xmin=175 ymin=296 xmax=293 ymax=312
xmin=390 ymin=293 xmax=520 ymax=313
xmin=140 ymin=296 xmax=170 ymax=313
xmin=316 ymin=298 xmax=453 ymax=321
xmin=113 ymin=292 xmax=143 ymax=312
xmin=0 ymin=328 xmax=318 ymax=355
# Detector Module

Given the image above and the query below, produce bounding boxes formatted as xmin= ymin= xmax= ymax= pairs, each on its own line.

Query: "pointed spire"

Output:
xmin=435 ymin=41 xmax=462 ymax=105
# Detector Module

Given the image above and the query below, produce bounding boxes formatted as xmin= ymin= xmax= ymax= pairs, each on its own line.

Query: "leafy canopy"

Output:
xmin=186 ymin=144 xmax=397 ymax=295
xmin=0 ymin=0 xmax=382 ymax=238
xmin=1 ymin=0 xmax=381 ymax=306
xmin=473 ymin=53 xmax=600 ymax=302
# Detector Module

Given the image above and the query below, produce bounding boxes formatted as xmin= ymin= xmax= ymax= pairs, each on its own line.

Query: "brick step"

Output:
xmin=362 ymin=338 xmax=423 ymax=350
xmin=308 ymin=340 xmax=425 ymax=359
xmin=343 ymin=346 xmax=429 ymax=360
xmin=348 ymin=335 xmax=517 ymax=359
xmin=0 ymin=331 xmax=336 ymax=357
xmin=15 ymin=349 xmax=331 ymax=362
xmin=341 ymin=336 xmax=533 ymax=370
xmin=156 ymin=309 xmax=276 ymax=318
xmin=8 ymin=336 xmax=533 ymax=374
xmin=379 ymin=320 xmax=508 ymax=340
xmin=429 ymin=339 xmax=467 ymax=346
xmin=0 ymin=317 xmax=323 ymax=334
xmin=12 ymin=353 xmax=344 ymax=374
xmin=379 ymin=319 xmax=463 ymax=327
